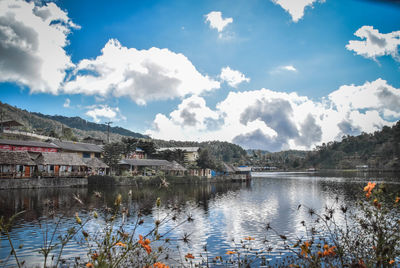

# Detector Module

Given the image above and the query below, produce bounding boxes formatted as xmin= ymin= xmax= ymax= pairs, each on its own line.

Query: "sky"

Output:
xmin=1 ymin=0 xmax=400 ymax=151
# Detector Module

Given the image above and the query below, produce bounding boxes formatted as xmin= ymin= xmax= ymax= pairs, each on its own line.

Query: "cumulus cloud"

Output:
xmin=146 ymin=78 xmax=399 ymax=151
xmin=271 ymin=0 xmax=325 ymax=22
xmin=0 ymin=0 xmax=78 ymax=93
xmin=205 ymin=11 xmax=233 ymax=32
xmin=85 ymin=105 xmax=126 ymax=123
xmin=64 ymin=39 xmax=220 ymax=105
xmin=63 ymin=98 xmax=70 ymax=108
xmin=219 ymin=67 xmax=250 ymax=88
xmin=346 ymin=26 xmax=400 ymax=61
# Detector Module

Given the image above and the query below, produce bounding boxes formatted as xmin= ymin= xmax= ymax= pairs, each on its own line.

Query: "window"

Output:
xmin=83 ymin=152 xmax=91 ymax=158
xmin=95 ymin=153 xmax=101 ymax=158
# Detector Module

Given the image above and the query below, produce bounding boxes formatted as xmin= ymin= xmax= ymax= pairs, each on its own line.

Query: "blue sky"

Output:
xmin=1 ymin=0 xmax=400 ymax=151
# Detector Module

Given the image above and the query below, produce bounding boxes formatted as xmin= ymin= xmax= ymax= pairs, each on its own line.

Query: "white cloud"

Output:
xmin=219 ymin=67 xmax=250 ymax=88
xmin=85 ymin=105 xmax=126 ymax=123
xmin=64 ymin=39 xmax=220 ymax=105
xmin=282 ymin=65 xmax=297 ymax=71
xmin=0 ymin=0 xmax=79 ymax=93
xmin=205 ymin=11 xmax=233 ymax=32
xmin=63 ymin=98 xmax=70 ymax=108
xmin=271 ymin=0 xmax=324 ymax=22
xmin=146 ymin=79 xmax=399 ymax=151
xmin=346 ymin=26 xmax=400 ymax=62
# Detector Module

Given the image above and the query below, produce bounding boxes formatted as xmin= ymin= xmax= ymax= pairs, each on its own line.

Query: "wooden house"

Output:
xmin=0 ymin=139 xmax=59 ymax=153
xmin=0 ymin=150 xmax=36 ymax=178
xmin=83 ymin=157 xmax=109 ymax=175
xmin=188 ymin=168 xmax=212 ymax=179
xmin=119 ymin=159 xmax=172 ymax=176
xmin=35 ymin=152 xmax=86 ymax=177
xmin=161 ymin=161 xmax=187 ymax=176
xmin=50 ymin=140 xmax=102 ymax=158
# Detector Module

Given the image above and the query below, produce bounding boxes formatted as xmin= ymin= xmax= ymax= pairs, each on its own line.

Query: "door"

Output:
xmin=55 ymin=165 xmax=59 ymax=176
xmin=24 ymin=166 xmax=30 ymax=177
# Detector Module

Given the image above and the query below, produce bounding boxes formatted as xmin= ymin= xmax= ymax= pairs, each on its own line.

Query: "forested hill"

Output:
xmin=303 ymin=121 xmax=400 ymax=170
xmin=32 ymin=113 xmax=147 ymax=139
xmin=0 ymin=101 xmax=147 ymax=141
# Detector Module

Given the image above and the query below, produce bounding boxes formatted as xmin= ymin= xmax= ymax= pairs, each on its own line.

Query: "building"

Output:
xmin=35 ymin=152 xmax=86 ymax=177
xmin=50 ymin=140 xmax=102 ymax=158
xmin=157 ymin=147 xmax=199 ymax=163
xmin=0 ymin=150 xmax=36 ymax=178
xmin=82 ymin=137 xmax=105 ymax=145
xmin=125 ymin=147 xmax=146 ymax=159
xmin=161 ymin=161 xmax=187 ymax=176
xmin=119 ymin=159 xmax=172 ymax=176
xmin=187 ymin=168 xmax=212 ymax=179
xmin=83 ymin=157 xmax=109 ymax=175
xmin=0 ymin=139 xmax=59 ymax=153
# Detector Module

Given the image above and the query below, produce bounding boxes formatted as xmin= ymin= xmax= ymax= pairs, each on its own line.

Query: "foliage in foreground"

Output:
xmin=1 ymin=182 xmax=399 ymax=267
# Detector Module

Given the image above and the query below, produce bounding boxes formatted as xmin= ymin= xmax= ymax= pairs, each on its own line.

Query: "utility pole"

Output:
xmin=105 ymin=121 xmax=113 ymax=143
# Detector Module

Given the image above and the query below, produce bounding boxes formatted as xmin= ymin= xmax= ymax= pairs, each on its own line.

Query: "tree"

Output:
xmin=103 ymin=142 xmax=124 ymax=174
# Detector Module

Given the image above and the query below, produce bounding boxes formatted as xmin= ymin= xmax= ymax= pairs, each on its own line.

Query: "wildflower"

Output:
xmin=75 ymin=212 xmax=82 ymax=225
xmin=115 ymin=242 xmax=127 ymax=248
xmin=214 ymin=256 xmax=222 ymax=261
xmin=115 ymin=194 xmax=122 ymax=206
xmin=364 ymin=182 xmax=376 ymax=198
xmin=395 ymin=197 xmax=399 ymax=203
xmin=226 ymin=250 xmax=236 ymax=255
xmin=244 ymin=236 xmax=255 ymax=240
xmin=154 ymin=262 xmax=169 ymax=268
xmin=317 ymin=251 xmax=323 ymax=258
xmin=373 ymin=199 xmax=381 ymax=209
xmin=138 ymin=235 xmax=152 ymax=254
xmin=86 ymin=263 xmax=94 ymax=268
xmin=156 ymin=197 xmax=161 ymax=207
xmin=389 ymin=260 xmax=395 ymax=265
xmin=323 ymin=245 xmax=336 ymax=257
xmin=93 ymin=211 xmax=98 ymax=219
xmin=185 ymin=253 xmax=195 ymax=259
xmin=300 ymin=241 xmax=310 ymax=257
xmin=91 ymin=253 xmax=99 ymax=260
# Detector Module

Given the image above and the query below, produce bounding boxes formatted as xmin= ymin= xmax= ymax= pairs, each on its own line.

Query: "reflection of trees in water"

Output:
xmin=0 ymin=187 xmax=88 ymax=221
xmin=0 ymin=182 xmax=244 ymax=223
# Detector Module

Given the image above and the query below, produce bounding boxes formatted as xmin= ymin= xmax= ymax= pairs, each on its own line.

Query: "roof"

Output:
xmin=0 ymin=120 xmax=23 ymax=127
xmin=237 ymin=166 xmax=252 ymax=172
xmin=35 ymin=152 xmax=86 ymax=166
xmin=83 ymin=157 xmax=109 ymax=168
xmin=0 ymin=139 xmax=59 ymax=148
xmin=51 ymin=140 xmax=102 ymax=153
xmin=0 ymin=150 xmax=35 ymax=165
xmin=119 ymin=159 xmax=172 ymax=167
xmin=158 ymin=147 xmax=199 ymax=153
xmin=161 ymin=161 xmax=187 ymax=171
xmin=222 ymin=162 xmax=240 ymax=173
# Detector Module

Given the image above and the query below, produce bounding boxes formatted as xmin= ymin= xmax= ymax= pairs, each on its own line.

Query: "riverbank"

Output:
xmin=0 ymin=174 xmax=248 ymax=189
xmin=0 ymin=177 xmax=87 ymax=189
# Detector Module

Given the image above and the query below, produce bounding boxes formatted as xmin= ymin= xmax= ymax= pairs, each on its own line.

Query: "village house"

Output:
xmin=50 ymin=140 xmax=102 ymax=158
xmin=0 ymin=139 xmax=59 ymax=153
xmin=83 ymin=157 xmax=109 ymax=175
xmin=119 ymin=159 xmax=172 ymax=176
xmin=161 ymin=161 xmax=187 ymax=177
xmin=124 ymin=147 xmax=146 ymax=159
xmin=0 ymin=150 xmax=36 ymax=178
xmin=187 ymin=168 xmax=212 ymax=179
xmin=35 ymin=152 xmax=86 ymax=177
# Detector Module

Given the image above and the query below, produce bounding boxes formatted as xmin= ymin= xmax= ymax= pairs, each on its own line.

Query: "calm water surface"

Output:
xmin=1 ymin=171 xmax=399 ymax=267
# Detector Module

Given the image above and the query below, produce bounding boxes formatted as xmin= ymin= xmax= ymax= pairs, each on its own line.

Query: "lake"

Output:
xmin=1 ymin=171 xmax=399 ymax=267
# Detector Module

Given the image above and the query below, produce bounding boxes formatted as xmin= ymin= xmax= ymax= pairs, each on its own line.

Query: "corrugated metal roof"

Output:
xmin=0 ymin=150 xmax=35 ymax=165
xmin=119 ymin=159 xmax=171 ymax=166
xmin=51 ymin=140 xmax=102 ymax=153
xmin=0 ymin=139 xmax=59 ymax=148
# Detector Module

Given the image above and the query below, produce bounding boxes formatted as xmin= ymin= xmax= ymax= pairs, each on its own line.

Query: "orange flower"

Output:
xmin=86 ymin=263 xmax=94 ymax=268
xmin=244 ymin=236 xmax=255 ymax=240
xmin=389 ymin=260 xmax=395 ymax=265
xmin=300 ymin=241 xmax=310 ymax=258
xmin=373 ymin=199 xmax=381 ymax=209
xmin=323 ymin=245 xmax=336 ymax=257
xmin=91 ymin=253 xmax=99 ymax=260
xmin=153 ymin=262 xmax=169 ymax=268
xmin=395 ymin=197 xmax=400 ymax=203
xmin=185 ymin=253 xmax=195 ymax=259
xmin=317 ymin=251 xmax=323 ymax=258
xmin=138 ymin=235 xmax=152 ymax=254
xmin=115 ymin=242 xmax=127 ymax=248
xmin=364 ymin=182 xmax=376 ymax=198
xmin=226 ymin=250 xmax=236 ymax=255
